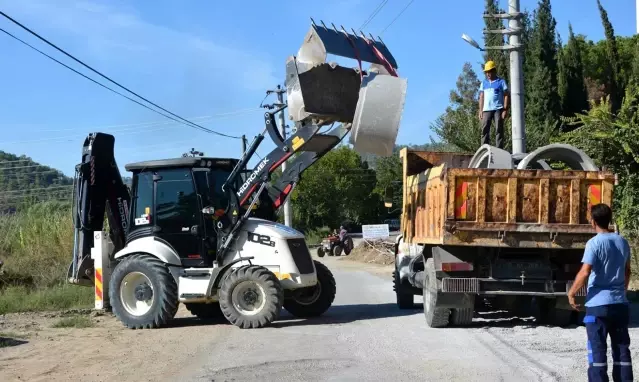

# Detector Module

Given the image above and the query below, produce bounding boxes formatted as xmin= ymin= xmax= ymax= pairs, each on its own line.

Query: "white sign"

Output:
xmin=362 ymin=224 xmax=390 ymax=240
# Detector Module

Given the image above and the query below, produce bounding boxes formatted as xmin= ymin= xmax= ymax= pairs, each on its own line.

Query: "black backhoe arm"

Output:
xmin=68 ymin=132 xmax=130 ymax=286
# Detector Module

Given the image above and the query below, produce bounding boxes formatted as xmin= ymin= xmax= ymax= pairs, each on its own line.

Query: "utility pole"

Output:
xmin=274 ymin=84 xmax=293 ymax=227
xmin=636 ymin=0 xmax=639 ymax=34
xmin=479 ymin=0 xmax=526 ymax=155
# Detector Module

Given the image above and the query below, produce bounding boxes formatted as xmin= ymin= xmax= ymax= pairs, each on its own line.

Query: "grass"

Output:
xmin=0 ymin=284 xmax=93 ymax=315
xmin=51 ymin=315 xmax=95 ymax=329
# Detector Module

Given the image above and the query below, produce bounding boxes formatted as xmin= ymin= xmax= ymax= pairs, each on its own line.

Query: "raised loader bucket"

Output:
xmin=286 ymin=20 xmax=407 ymax=157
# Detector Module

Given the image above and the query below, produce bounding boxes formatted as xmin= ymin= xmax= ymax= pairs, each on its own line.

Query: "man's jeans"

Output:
xmin=585 ymin=303 xmax=633 ymax=382
xmin=481 ymin=109 xmax=504 ymax=149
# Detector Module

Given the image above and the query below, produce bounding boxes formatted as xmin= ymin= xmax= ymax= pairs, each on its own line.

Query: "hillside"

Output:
xmin=0 ymin=151 xmax=73 ymax=212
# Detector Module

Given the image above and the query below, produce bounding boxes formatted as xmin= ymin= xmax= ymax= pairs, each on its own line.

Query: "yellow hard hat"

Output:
xmin=483 ymin=61 xmax=496 ymax=72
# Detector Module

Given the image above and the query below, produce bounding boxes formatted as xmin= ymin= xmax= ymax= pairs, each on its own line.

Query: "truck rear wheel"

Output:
xmin=185 ymin=302 xmax=224 ymax=321
xmin=393 ymin=269 xmax=414 ymax=309
xmin=284 ymin=260 xmax=336 ymax=318
xmin=219 ymin=265 xmax=283 ymax=329
xmin=109 ymin=254 xmax=179 ymax=329
xmin=423 ymin=258 xmax=450 ymax=328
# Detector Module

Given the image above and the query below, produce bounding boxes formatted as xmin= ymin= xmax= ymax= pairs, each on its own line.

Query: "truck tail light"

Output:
xmin=441 ymin=262 xmax=473 ymax=272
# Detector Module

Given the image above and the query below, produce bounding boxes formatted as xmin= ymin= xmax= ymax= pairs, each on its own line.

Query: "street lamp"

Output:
xmin=461 ymin=34 xmax=484 ymax=51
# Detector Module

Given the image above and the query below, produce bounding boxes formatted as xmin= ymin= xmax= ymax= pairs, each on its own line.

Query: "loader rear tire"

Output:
xmin=423 ymin=258 xmax=450 ymax=328
xmin=185 ymin=302 xmax=224 ymax=321
xmin=284 ymin=260 xmax=336 ymax=318
xmin=219 ymin=265 xmax=283 ymax=329
xmin=109 ymin=254 xmax=179 ymax=329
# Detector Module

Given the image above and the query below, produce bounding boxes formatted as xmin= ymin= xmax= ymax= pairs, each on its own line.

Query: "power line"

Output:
xmin=379 ymin=0 xmax=415 ymax=36
xmin=16 ymin=109 xmax=260 ymax=133
xmin=359 ymin=0 xmax=389 ymax=31
xmin=0 ymin=12 xmax=242 ymax=139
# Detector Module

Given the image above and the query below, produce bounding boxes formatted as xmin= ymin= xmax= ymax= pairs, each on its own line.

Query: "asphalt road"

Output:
xmin=174 ymin=256 xmax=639 ymax=382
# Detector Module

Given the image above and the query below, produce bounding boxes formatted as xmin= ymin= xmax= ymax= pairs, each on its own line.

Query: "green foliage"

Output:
xmin=0 ymin=285 xmax=93 ymax=315
xmin=0 ymin=201 xmax=74 ymax=289
xmin=291 ymin=146 xmax=380 ymax=231
xmin=558 ymin=24 xmax=589 ymax=120
xmin=597 ymin=0 xmax=622 ymax=113
xmin=559 ymin=85 xmax=639 ymax=234
xmin=525 ymin=0 xmax=561 ymax=129
xmin=430 ymin=62 xmax=483 ymax=152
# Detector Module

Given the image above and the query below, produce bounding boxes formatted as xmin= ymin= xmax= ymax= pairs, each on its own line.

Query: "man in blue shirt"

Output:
xmin=478 ymin=60 xmax=509 ymax=149
xmin=568 ymin=203 xmax=633 ymax=382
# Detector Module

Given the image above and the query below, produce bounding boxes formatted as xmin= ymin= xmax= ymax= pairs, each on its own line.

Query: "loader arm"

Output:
xmin=68 ymin=132 xmax=130 ymax=286
xmin=264 ymin=123 xmax=350 ymax=213
xmin=212 ymin=21 xmax=406 ymax=265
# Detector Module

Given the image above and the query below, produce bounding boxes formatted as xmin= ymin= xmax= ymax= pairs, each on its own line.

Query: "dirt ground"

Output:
xmin=0 ymin=257 xmax=394 ymax=382
xmin=0 ymin=306 xmax=231 ymax=382
xmin=341 ymin=243 xmax=394 ymax=266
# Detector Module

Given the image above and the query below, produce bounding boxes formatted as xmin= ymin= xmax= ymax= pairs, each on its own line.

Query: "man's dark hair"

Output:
xmin=591 ymin=203 xmax=612 ymax=229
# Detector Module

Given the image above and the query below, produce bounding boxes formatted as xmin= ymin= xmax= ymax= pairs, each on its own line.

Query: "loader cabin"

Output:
xmin=124 ymin=156 xmax=243 ymax=268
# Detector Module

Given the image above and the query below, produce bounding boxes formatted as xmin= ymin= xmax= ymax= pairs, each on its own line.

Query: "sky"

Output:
xmin=0 ymin=0 xmax=636 ymax=177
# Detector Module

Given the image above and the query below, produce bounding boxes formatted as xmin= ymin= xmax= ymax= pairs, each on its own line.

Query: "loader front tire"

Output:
xmin=109 ymin=254 xmax=179 ymax=329
xmin=284 ymin=260 xmax=336 ymax=318
xmin=219 ymin=265 xmax=283 ymax=329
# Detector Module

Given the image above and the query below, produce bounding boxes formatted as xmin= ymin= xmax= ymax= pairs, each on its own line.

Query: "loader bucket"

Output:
xmin=286 ymin=21 xmax=407 ymax=156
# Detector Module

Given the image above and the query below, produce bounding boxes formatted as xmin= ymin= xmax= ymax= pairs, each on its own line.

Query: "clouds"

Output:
xmin=0 ymin=0 xmax=279 ymax=92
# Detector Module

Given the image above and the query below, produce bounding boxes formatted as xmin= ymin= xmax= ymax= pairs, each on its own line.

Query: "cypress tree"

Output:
xmin=597 ymin=0 xmax=622 ymax=113
xmin=525 ymin=0 xmax=562 ymax=129
xmin=558 ymin=24 xmax=589 ymax=120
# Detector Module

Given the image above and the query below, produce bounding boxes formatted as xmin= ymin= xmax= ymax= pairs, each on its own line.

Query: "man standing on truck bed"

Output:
xmin=568 ymin=203 xmax=633 ymax=382
xmin=478 ymin=60 xmax=509 ymax=149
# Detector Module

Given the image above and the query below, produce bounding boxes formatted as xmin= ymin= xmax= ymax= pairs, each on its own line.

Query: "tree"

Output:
xmin=291 ymin=146 xmax=379 ymax=231
xmin=559 ymin=85 xmax=639 ymax=235
xmin=525 ymin=0 xmax=562 ymax=130
xmin=483 ymin=0 xmax=509 ymax=83
xmin=597 ymin=0 xmax=623 ymax=114
xmin=558 ymin=24 xmax=589 ymax=121
xmin=431 ymin=62 xmax=485 ymax=152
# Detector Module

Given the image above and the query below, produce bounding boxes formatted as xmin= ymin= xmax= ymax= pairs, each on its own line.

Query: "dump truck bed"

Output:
xmin=400 ymin=149 xmax=616 ymax=249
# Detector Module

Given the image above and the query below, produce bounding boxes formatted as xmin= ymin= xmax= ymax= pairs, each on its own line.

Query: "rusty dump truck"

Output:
xmin=387 ymin=148 xmax=616 ymax=327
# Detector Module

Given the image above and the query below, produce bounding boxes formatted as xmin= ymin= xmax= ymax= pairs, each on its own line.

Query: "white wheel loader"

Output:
xmin=67 ymin=21 xmax=407 ymax=329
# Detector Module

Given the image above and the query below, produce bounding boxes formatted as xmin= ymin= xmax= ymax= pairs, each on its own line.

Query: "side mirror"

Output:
xmin=383 ymin=186 xmax=394 ymax=208
xmin=202 ymin=206 xmax=215 ymax=215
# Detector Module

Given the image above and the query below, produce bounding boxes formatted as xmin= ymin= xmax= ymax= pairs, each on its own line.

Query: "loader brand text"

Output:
xmin=118 ymin=197 xmax=128 ymax=232
xmin=238 ymin=158 xmax=270 ymax=197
